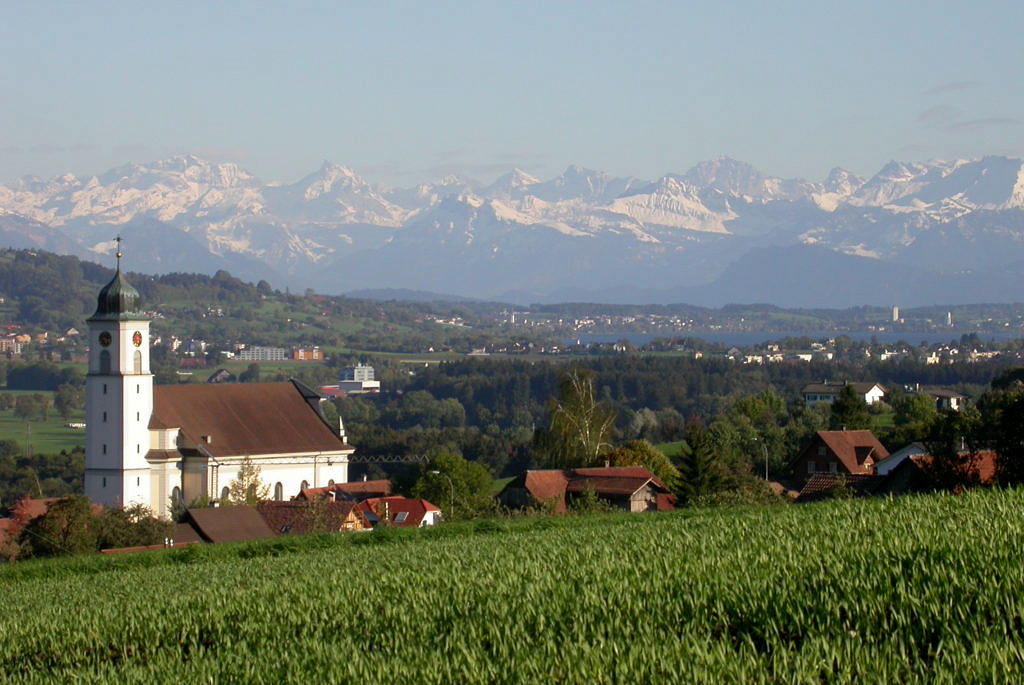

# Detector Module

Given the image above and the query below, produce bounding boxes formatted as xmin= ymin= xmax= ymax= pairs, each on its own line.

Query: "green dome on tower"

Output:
xmin=90 ymin=267 xmax=142 ymax=320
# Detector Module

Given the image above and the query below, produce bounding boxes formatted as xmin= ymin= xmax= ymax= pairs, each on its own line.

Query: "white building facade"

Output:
xmin=84 ymin=265 xmax=354 ymax=518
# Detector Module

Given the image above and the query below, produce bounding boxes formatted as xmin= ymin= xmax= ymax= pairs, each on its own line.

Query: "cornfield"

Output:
xmin=2 ymin=489 xmax=1024 ymax=682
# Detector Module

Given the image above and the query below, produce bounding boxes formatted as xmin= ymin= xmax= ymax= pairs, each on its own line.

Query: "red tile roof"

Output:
xmin=356 ymin=496 xmax=441 ymax=527
xmin=814 ymin=430 xmax=890 ymax=475
xmin=150 ymin=380 xmax=353 ymax=458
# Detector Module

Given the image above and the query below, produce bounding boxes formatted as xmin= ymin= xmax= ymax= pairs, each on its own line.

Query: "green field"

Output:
xmin=3 ymin=489 xmax=1024 ymax=681
xmin=0 ymin=391 xmax=85 ymax=455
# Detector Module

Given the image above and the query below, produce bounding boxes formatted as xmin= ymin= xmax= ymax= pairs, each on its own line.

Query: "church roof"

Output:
xmin=89 ymin=267 xmax=145 ymax=321
xmin=150 ymin=380 xmax=353 ymax=458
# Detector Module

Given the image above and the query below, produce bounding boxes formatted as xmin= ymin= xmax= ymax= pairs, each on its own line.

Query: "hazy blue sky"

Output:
xmin=1 ymin=1 xmax=1021 ymax=186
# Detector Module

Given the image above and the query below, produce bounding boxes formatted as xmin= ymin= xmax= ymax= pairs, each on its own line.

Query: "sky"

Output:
xmin=1 ymin=0 xmax=1022 ymax=187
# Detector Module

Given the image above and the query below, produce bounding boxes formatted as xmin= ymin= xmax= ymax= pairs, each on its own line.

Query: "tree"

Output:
xmin=54 ymin=383 xmax=84 ymax=421
xmin=603 ymin=439 xmax=681 ymax=492
xmin=411 ymin=451 xmax=494 ymax=520
xmin=239 ymin=363 xmax=261 ymax=383
xmin=14 ymin=394 xmax=47 ymax=422
xmin=887 ymin=391 xmax=938 ymax=448
xmin=226 ymin=456 xmax=270 ymax=505
xmin=535 ymin=368 xmax=616 ymax=469
xmin=829 ymin=385 xmax=871 ymax=430
xmin=922 ymin=406 xmax=985 ymax=491
xmin=977 ymin=375 xmax=1024 ymax=484
xmin=676 ymin=421 xmax=726 ymax=504
xmin=18 ymin=495 xmax=96 ymax=557
xmin=95 ymin=504 xmax=173 ymax=550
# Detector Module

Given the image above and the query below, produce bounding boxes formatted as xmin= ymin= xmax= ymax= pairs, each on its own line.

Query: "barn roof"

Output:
xmin=150 ymin=380 xmax=352 ymax=458
xmin=256 ymin=500 xmax=363 ymax=535
xmin=184 ymin=506 xmax=276 ymax=543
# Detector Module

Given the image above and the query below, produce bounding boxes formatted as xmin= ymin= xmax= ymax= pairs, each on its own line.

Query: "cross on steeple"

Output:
xmin=115 ymin=236 xmax=123 ymax=270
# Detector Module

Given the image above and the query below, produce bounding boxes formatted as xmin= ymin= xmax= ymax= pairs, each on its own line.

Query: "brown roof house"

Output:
xmin=82 ymin=262 xmax=356 ymax=520
xmin=793 ymin=430 xmax=890 ymax=482
xmin=178 ymin=506 xmax=277 ymax=543
xmin=498 ymin=466 xmax=676 ymax=514
xmin=257 ymin=500 xmax=371 ymax=534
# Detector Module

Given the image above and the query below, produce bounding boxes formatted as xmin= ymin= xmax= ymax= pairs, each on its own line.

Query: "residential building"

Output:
xmin=802 ymin=381 xmax=886 ymax=407
xmin=236 ymin=346 xmax=288 ymax=362
xmin=497 ymin=466 xmax=676 ymax=514
xmin=357 ymin=496 xmax=442 ymax=527
xmin=793 ymin=430 xmax=890 ymax=479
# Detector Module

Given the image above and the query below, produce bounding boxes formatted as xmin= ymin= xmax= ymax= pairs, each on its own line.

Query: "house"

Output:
xmin=83 ymin=260 xmax=355 ymax=519
xmin=206 ymin=368 xmax=236 ymax=384
xmin=925 ymin=389 xmax=967 ymax=412
xmin=256 ymin=500 xmax=371 ymax=534
xmin=497 ymin=466 xmax=676 ymax=514
xmin=356 ymin=496 xmax=442 ymax=527
xmin=802 ymin=381 xmax=886 ymax=407
xmin=796 ymin=449 xmax=999 ymax=502
xmin=178 ymin=506 xmax=276 ymax=543
xmin=874 ymin=442 xmax=927 ymax=477
xmin=793 ymin=430 xmax=890 ymax=480
xmin=296 ymin=479 xmax=393 ymax=502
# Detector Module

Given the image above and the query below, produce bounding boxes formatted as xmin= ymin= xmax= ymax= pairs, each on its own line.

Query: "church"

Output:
xmin=83 ymin=257 xmax=353 ymax=519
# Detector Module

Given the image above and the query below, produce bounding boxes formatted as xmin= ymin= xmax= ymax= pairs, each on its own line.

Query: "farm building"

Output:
xmin=497 ymin=466 xmax=676 ymax=513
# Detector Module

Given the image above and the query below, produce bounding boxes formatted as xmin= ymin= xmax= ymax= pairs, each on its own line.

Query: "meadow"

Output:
xmin=2 ymin=489 xmax=1024 ymax=682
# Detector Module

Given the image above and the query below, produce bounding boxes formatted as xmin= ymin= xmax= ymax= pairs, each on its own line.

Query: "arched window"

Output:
xmin=99 ymin=350 xmax=111 ymax=374
xmin=221 ymin=486 xmax=230 ymax=501
xmin=133 ymin=350 xmax=142 ymax=374
xmin=274 ymin=482 xmax=283 ymax=501
xmin=328 ymin=479 xmax=335 ymax=486
xmin=172 ymin=487 xmax=182 ymax=505
xmin=300 ymin=480 xmax=309 ymax=492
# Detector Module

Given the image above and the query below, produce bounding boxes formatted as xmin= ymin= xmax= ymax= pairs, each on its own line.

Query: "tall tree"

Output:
xmin=676 ymin=421 xmax=726 ymax=504
xmin=535 ymin=368 xmax=616 ymax=469
xmin=226 ymin=456 xmax=270 ymax=506
xmin=54 ymin=383 xmax=84 ymax=422
xmin=829 ymin=385 xmax=871 ymax=430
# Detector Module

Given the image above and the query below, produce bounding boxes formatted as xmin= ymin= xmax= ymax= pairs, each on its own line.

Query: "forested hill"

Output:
xmin=0 ymin=249 xmax=511 ymax=342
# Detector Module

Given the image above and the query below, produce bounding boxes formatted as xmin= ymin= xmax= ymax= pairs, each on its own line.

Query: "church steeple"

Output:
xmin=90 ymin=237 xmax=143 ymax=321
xmin=84 ymin=237 xmax=155 ymax=511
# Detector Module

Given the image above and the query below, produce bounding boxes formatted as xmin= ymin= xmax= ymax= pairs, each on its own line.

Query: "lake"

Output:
xmin=567 ymin=330 xmax=1024 ymax=348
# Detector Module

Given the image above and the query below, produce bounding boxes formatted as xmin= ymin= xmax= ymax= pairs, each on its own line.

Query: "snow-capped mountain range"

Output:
xmin=2 ymin=154 xmax=1024 ymax=307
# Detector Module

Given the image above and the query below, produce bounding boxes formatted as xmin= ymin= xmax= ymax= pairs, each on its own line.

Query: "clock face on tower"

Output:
xmin=99 ymin=331 xmax=112 ymax=347
xmin=132 ymin=331 xmax=142 ymax=347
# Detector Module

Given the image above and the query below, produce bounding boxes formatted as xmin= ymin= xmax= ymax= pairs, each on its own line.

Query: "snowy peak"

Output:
xmin=479 ymin=168 xmax=542 ymax=200
xmin=681 ymin=156 xmax=767 ymax=197
xmin=823 ymin=167 xmax=865 ymax=195
xmin=850 ymin=156 xmax=1024 ymax=213
xmin=529 ymin=165 xmax=641 ymax=202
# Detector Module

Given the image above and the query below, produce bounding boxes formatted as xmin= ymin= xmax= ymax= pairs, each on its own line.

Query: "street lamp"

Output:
xmin=429 ymin=470 xmax=454 ymax=519
xmin=752 ymin=437 xmax=769 ymax=481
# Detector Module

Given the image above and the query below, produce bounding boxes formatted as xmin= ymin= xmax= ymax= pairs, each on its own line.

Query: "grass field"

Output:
xmin=3 ymin=489 xmax=1024 ymax=681
xmin=0 ymin=390 xmax=85 ymax=454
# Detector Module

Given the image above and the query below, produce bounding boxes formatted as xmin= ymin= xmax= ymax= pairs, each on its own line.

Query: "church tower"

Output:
xmin=83 ymin=244 xmax=154 ymax=509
